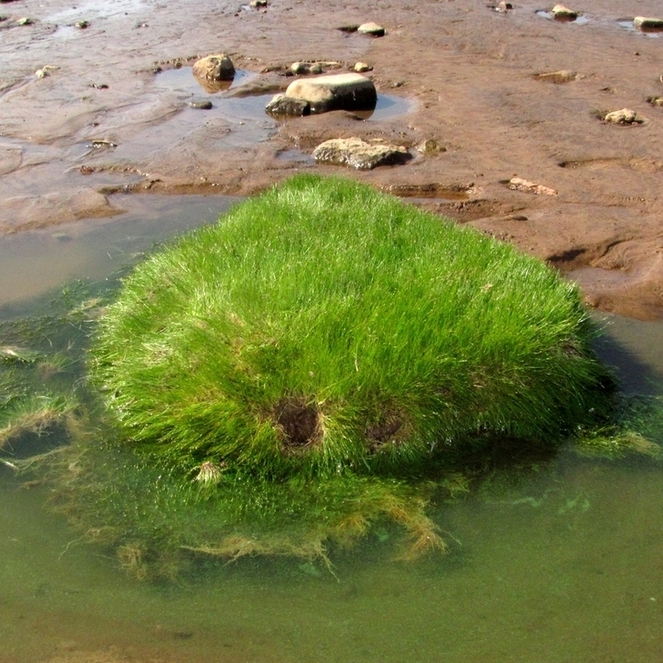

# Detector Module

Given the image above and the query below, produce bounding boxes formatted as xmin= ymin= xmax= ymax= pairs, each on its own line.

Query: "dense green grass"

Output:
xmin=92 ymin=174 xmax=614 ymax=483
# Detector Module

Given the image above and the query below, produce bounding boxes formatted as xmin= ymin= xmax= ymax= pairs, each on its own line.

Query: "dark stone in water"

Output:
xmin=189 ymin=100 xmax=213 ymax=110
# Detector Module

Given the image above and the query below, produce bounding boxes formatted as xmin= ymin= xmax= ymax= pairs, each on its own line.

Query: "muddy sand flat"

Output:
xmin=1 ymin=0 xmax=662 ymax=319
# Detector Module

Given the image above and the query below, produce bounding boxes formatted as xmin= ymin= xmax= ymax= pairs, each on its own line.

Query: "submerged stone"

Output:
xmin=354 ymin=62 xmax=372 ymax=73
xmin=188 ymin=100 xmax=213 ymax=110
xmin=533 ymin=70 xmax=578 ymax=84
xmin=291 ymin=61 xmax=324 ymax=75
xmin=508 ymin=177 xmax=557 ymax=196
xmin=415 ymin=138 xmax=446 ymax=154
xmin=192 ymin=54 xmax=235 ymax=93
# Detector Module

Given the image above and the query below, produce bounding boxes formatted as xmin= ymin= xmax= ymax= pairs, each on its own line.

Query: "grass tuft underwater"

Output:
xmin=1 ymin=175 xmax=660 ymax=579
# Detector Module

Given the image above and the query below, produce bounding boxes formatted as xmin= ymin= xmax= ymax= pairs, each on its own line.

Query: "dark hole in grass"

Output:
xmin=273 ymin=397 xmax=321 ymax=452
xmin=366 ymin=414 xmax=406 ymax=451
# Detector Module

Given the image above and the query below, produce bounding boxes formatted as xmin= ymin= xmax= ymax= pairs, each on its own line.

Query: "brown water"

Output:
xmin=1 ymin=195 xmax=662 ymax=663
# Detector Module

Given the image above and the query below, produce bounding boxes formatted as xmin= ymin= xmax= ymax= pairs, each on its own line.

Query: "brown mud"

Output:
xmin=1 ymin=0 xmax=662 ymax=322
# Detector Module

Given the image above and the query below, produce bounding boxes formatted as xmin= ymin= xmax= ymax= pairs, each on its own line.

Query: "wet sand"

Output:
xmin=1 ymin=0 xmax=662 ymax=318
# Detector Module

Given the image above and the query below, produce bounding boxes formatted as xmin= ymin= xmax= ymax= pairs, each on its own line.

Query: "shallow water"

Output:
xmin=155 ymin=66 xmax=414 ymax=122
xmin=1 ymin=196 xmax=663 ymax=663
xmin=0 ymin=194 xmax=239 ymax=314
xmin=2 ymin=447 xmax=663 ymax=663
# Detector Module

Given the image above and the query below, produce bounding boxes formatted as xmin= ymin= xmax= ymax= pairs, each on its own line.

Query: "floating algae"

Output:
xmin=5 ymin=175 xmax=658 ymax=579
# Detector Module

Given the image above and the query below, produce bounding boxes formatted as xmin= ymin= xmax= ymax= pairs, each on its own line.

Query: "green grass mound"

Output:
xmin=76 ymin=174 xmax=618 ymax=572
xmin=94 ymin=175 xmax=613 ymax=475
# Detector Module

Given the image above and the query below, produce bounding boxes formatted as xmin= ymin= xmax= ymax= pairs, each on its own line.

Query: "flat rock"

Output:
xmin=284 ymin=73 xmax=377 ymax=113
xmin=603 ymin=108 xmax=644 ymax=125
xmin=533 ymin=70 xmax=578 ymax=84
xmin=312 ymin=137 xmax=410 ymax=170
xmin=633 ymin=16 xmax=663 ymax=30
xmin=357 ymin=22 xmax=385 ymax=36
xmin=265 ymin=94 xmax=310 ymax=116
xmin=508 ymin=177 xmax=557 ymax=196
xmin=192 ymin=54 xmax=235 ymax=93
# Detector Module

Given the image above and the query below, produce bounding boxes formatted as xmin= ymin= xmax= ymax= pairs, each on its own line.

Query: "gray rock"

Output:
xmin=354 ymin=62 xmax=372 ymax=73
xmin=551 ymin=4 xmax=578 ymax=19
xmin=647 ymin=96 xmax=663 ymax=107
xmin=312 ymin=137 xmax=410 ymax=170
xmin=265 ymin=94 xmax=310 ymax=116
xmin=633 ymin=16 xmax=663 ymax=30
xmin=284 ymin=73 xmax=377 ymax=113
xmin=250 ymin=0 xmax=268 ymax=7
xmin=603 ymin=108 xmax=644 ymax=125
xmin=291 ymin=61 xmax=324 ymax=75
xmin=192 ymin=54 xmax=235 ymax=93
xmin=357 ymin=22 xmax=385 ymax=36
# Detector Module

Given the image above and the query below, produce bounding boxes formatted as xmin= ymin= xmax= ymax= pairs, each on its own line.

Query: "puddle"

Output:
xmin=1 ymin=195 xmax=663 ymax=663
xmin=155 ymin=66 xmax=257 ymax=96
xmin=351 ymin=93 xmax=415 ymax=121
xmin=535 ymin=10 xmax=590 ymax=24
xmin=156 ymin=66 xmax=414 ymax=122
xmin=275 ymin=148 xmax=316 ymax=164
xmin=383 ymin=183 xmax=470 ymax=202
